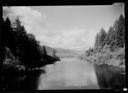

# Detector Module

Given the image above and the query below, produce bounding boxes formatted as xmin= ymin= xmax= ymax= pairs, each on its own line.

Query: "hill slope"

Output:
xmin=43 ymin=46 xmax=84 ymax=58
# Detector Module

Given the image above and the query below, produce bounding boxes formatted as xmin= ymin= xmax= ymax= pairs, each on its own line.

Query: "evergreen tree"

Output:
xmin=85 ymin=47 xmax=94 ymax=56
xmin=105 ymin=27 xmax=114 ymax=45
xmin=94 ymin=33 xmax=100 ymax=50
xmin=105 ymin=15 xmax=125 ymax=51
xmin=114 ymin=15 xmax=125 ymax=48
xmin=3 ymin=17 xmax=60 ymax=68
xmin=94 ymin=28 xmax=107 ymax=52
xmin=2 ymin=17 xmax=19 ymax=57
xmin=42 ymin=46 xmax=47 ymax=56
xmin=99 ymin=28 xmax=107 ymax=47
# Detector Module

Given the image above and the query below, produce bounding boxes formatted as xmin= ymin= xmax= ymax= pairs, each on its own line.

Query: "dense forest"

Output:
xmin=1 ymin=17 xmax=60 ymax=90
xmin=82 ymin=15 xmax=125 ymax=68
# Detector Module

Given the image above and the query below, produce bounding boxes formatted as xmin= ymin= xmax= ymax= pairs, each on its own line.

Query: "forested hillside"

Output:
xmin=81 ymin=15 xmax=125 ymax=68
xmin=2 ymin=17 xmax=60 ymax=90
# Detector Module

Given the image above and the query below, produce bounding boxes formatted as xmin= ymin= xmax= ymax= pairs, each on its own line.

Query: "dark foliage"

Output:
xmin=94 ymin=15 xmax=125 ymax=52
xmin=85 ymin=47 xmax=94 ymax=56
xmin=85 ymin=15 xmax=125 ymax=62
xmin=2 ymin=17 xmax=60 ymax=68
xmin=2 ymin=17 xmax=60 ymax=90
xmin=94 ymin=28 xmax=107 ymax=51
xmin=84 ymin=15 xmax=125 ymax=90
xmin=41 ymin=46 xmax=60 ymax=64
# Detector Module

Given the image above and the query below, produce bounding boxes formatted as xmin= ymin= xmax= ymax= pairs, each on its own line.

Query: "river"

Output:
xmin=37 ymin=57 xmax=100 ymax=90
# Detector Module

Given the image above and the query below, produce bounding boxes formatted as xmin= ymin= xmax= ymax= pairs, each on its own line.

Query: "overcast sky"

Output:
xmin=3 ymin=3 xmax=124 ymax=50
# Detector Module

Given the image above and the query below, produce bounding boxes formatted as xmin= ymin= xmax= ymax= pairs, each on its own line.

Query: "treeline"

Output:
xmin=84 ymin=15 xmax=125 ymax=67
xmin=2 ymin=17 xmax=60 ymax=69
xmin=2 ymin=17 xmax=60 ymax=90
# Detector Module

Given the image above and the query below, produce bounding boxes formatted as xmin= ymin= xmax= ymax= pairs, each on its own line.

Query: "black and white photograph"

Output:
xmin=2 ymin=2 xmax=126 ymax=91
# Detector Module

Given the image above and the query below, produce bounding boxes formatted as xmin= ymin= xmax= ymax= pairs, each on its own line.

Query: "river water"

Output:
xmin=37 ymin=58 xmax=100 ymax=90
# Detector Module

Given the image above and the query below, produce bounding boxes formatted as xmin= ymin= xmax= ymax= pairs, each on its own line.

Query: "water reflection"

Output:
xmin=37 ymin=58 xmax=99 ymax=90
xmin=3 ymin=58 xmax=125 ymax=90
xmin=2 ymin=69 xmax=45 ymax=90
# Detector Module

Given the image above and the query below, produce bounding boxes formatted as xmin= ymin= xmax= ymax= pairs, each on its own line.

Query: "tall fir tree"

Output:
xmin=94 ymin=28 xmax=107 ymax=52
xmin=114 ymin=15 xmax=125 ymax=48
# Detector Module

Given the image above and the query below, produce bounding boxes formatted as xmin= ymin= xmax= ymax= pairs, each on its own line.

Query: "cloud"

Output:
xmin=41 ymin=29 xmax=97 ymax=50
xmin=3 ymin=6 xmax=97 ymax=50
xmin=3 ymin=6 xmax=47 ymax=36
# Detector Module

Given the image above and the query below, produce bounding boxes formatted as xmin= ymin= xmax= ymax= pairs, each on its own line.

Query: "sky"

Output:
xmin=3 ymin=3 xmax=124 ymax=50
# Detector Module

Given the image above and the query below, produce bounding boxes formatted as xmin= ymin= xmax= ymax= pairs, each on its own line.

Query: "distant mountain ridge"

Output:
xmin=42 ymin=45 xmax=84 ymax=58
